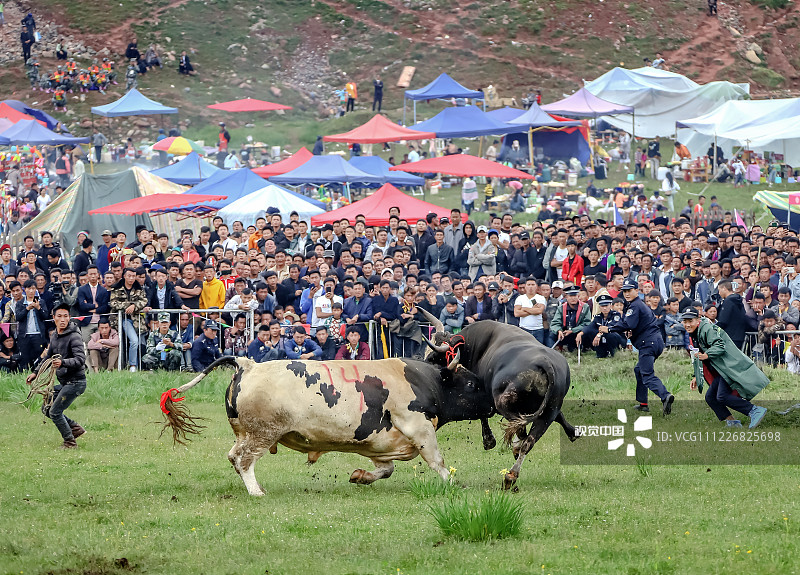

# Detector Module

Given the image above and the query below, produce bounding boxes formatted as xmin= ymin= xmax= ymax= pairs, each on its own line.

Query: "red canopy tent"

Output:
xmin=311 ymin=183 xmax=449 ymax=226
xmin=391 ymin=154 xmax=534 ymax=179
xmin=0 ymin=103 xmax=47 ymax=126
xmin=88 ymin=193 xmax=227 ymax=215
xmin=252 ymin=147 xmax=313 ymax=179
xmin=207 ymin=98 xmax=292 ymax=112
xmin=323 ymin=114 xmax=436 ymax=144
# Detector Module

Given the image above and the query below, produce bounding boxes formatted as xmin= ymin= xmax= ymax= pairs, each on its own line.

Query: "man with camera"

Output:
xmin=17 ymin=279 xmax=49 ymax=369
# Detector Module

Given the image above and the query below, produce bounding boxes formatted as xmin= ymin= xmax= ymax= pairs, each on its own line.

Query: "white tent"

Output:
xmin=216 ymin=184 xmax=324 ymax=227
xmin=677 ymin=98 xmax=800 ymax=164
xmin=584 ymin=67 xmax=749 ymax=138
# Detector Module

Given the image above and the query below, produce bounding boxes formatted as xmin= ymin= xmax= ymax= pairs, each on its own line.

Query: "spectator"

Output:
xmin=283 ymin=325 xmax=322 ymax=360
xmin=440 ymin=296 xmax=464 ymax=334
xmin=109 ymin=267 xmax=148 ymax=372
xmin=314 ymin=326 xmax=337 ymax=360
xmin=179 ymin=51 xmax=195 ymax=75
xmin=142 ymin=312 xmax=182 ymax=370
xmin=551 ymin=286 xmax=592 ymax=351
xmin=467 ymin=226 xmax=497 ymax=281
xmin=16 ymin=279 xmax=49 ymax=369
xmin=191 ymin=319 xmax=221 ymax=371
xmin=0 ymin=335 xmax=22 ymax=373
xmin=514 ymin=276 xmax=546 ymax=343
xmin=336 ymin=327 xmax=370 ymax=360
xmin=223 ymin=315 xmax=249 ymax=358
xmin=87 ymin=319 xmax=119 ymax=372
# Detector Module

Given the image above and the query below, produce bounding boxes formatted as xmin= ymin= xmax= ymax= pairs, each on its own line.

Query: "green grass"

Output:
xmin=1 ymin=351 xmax=798 ymax=573
xmin=429 ymin=491 xmax=525 ymax=541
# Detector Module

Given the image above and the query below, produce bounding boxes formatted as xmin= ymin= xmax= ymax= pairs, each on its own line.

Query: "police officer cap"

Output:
xmin=564 ymin=286 xmax=580 ymax=296
xmin=204 ymin=320 xmax=219 ymax=330
xmin=157 ymin=312 xmax=171 ymax=323
xmin=679 ymin=308 xmax=700 ymax=321
xmin=621 ymin=279 xmax=639 ymax=291
xmin=596 ymin=294 xmax=613 ymax=305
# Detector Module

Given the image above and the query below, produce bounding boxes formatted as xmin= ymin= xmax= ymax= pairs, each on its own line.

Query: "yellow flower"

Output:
xmin=747 ymin=550 xmax=752 ymax=554
xmin=685 ymin=531 xmax=690 ymax=535
xmin=215 ymin=523 xmax=220 ymax=526
xmin=261 ymin=530 xmax=265 ymax=534
xmin=449 ymin=466 xmax=457 ymax=475
xmin=500 ymin=468 xmax=509 ymax=475
xmin=191 ymin=527 xmax=196 ymax=531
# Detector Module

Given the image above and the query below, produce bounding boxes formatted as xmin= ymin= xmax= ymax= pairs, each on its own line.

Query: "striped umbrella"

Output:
xmin=153 ymin=136 xmax=204 ymax=155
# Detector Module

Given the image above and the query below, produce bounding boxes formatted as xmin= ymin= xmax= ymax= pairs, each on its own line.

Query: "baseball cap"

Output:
xmin=477 ymin=225 xmax=488 ymax=233
xmin=519 ymin=231 xmax=530 ymax=240
xmin=323 ymin=250 xmax=335 ymax=258
xmin=157 ymin=312 xmax=171 ymax=322
xmin=552 ymin=280 xmax=564 ymax=289
xmin=487 ymin=281 xmax=500 ymax=291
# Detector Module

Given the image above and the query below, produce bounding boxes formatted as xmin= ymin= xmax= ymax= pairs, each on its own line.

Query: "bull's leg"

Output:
xmin=480 ymin=418 xmax=496 ymax=450
xmin=503 ymin=416 xmax=552 ymax=490
xmin=349 ymin=459 xmax=395 ymax=485
xmin=228 ymin=425 xmax=284 ymax=496
xmin=307 ymin=451 xmax=326 ymax=465
xmin=555 ymin=411 xmax=580 ymax=442
xmin=394 ymin=417 xmax=450 ymax=481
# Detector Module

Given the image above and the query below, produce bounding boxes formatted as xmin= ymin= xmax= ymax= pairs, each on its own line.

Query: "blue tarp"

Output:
xmin=1 ymin=100 xmax=63 ymax=131
xmin=0 ymin=119 xmax=90 ymax=146
xmin=412 ymin=106 xmax=517 ymax=138
xmin=150 ymin=151 xmax=220 ymax=185
xmin=270 ymin=155 xmax=384 ymax=186
xmin=91 ymin=88 xmax=178 ymax=117
xmin=405 ymin=73 xmax=484 ymax=101
xmin=180 ymin=168 xmax=325 ymax=211
xmin=485 ymin=106 xmax=525 ymax=123
xmin=498 ymin=130 xmax=591 ymax=165
xmin=348 ymin=156 xmax=424 ymax=188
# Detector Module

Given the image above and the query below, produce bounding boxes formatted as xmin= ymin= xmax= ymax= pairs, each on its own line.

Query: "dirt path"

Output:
xmin=667 ymin=9 xmax=736 ymax=83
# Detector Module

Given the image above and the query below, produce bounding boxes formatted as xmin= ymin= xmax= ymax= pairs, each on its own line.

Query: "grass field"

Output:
xmin=0 ymin=351 xmax=798 ymax=574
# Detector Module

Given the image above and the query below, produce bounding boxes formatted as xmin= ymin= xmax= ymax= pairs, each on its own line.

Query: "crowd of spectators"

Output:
xmin=1 ymin=202 xmax=799 ymax=375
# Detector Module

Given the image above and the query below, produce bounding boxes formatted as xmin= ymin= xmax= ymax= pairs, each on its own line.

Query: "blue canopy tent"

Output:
xmin=505 ymin=104 xmax=584 ymax=167
xmin=404 ymin=73 xmax=485 ymax=124
xmin=348 ymin=156 xmax=425 ymax=188
xmin=150 ymin=151 xmax=220 ymax=185
xmin=270 ymin=156 xmax=384 ymax=201
xmin=91 ymin=89 xmax=178 ymax=117
xmin=411 ymin=106 xmax=518 ymax=139
xmin=0 ymin=119 xmax=90 ymax=146
xmin=498 ymin=130 xmax=591 ymax=166
xmin=485 ymin=106 xmax=525 ymax=123
xmin=175 ymin=168 xmax=325 ymax=215
xmin=1 ymin=100 xmax=63 ymax=131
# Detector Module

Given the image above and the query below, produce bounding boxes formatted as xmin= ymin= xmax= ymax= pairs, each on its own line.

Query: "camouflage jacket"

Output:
xmin=108 ymin=279 xmax=148 ymax=331
xmin=145 ymin=328 xmax=180 ymax=357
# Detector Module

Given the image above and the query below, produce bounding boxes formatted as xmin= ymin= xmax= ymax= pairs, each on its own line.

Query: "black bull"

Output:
xmin=421 ymin=318 xmax=579 ymax=489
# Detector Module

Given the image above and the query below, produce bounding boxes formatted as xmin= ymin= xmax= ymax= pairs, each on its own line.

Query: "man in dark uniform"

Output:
xmin=611 ymin=279 xmax=675 ymax=414
xmin=191 ymin=319 xmax=221 ymax=372
xmin=577 ymin=293 xmax=626 ymax=358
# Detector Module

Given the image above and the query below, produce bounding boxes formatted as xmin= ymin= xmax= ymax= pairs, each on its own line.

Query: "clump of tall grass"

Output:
xmin=428 ymin=491 xmax=524 ymax=541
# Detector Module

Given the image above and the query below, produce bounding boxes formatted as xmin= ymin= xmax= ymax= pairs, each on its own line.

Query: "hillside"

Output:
xmin=1 ymin=0 xmax=800 ymax=146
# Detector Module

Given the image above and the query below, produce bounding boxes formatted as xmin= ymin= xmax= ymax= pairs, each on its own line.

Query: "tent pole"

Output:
xmin=528 ymin=127 xmax=533 ymax=169
xmin=413 ymin=101 xmax=417 ymax=124
xmin=403 ymin=97 xmax=406 ymax=126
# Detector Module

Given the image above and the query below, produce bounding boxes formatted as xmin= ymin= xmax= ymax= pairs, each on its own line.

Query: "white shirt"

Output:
xmin=786 ymin=347 xmax=800 ymax=374
xmin=553 ymin=246 xmax=569 ymax=279
xmin=37 ymin=194 xmax=51 ymax=211
xmin=408 ymin=149 xmax=420 ymax=162
xmin=312 ymin=293 xmax=343 ymax=327
xmin=516 ymin=293 xmax=546 ymax=330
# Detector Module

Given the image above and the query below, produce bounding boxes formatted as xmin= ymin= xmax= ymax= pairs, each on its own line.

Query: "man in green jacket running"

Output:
xmin=681 ymin=308 xmax=769 ymax=429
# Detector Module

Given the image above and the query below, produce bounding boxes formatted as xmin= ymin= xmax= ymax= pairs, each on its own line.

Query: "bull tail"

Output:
xmin=502 ymin=357 xmax=556 ymax=447
xmin=160 ymin=357 xmax=242 ymax=445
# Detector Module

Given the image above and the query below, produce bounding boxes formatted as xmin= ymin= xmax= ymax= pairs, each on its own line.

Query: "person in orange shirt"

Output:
xmin=674 ymin=141 xmax=691 ymax=160
xmin=694 ymin=195 xmax=706 ymax=214
xmin=345 ymin=81 xmax=357 ymax=112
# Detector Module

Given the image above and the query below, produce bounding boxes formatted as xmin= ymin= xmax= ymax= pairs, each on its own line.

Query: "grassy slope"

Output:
xmin=0 ymin=353 xmax=797 ymax=574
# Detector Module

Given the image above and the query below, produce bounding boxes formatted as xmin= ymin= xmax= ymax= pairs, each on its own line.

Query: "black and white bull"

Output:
xmin=419 ymin=310 xmax=580 ymax=490
xmin=160 ymin=356 xmax=492 ymax=496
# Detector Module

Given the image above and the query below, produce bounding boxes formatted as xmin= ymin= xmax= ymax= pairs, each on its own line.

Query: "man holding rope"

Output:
xmin=26 ymin=303 xmax=87 ymax=449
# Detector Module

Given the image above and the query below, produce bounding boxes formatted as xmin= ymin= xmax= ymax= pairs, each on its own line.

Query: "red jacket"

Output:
xmin=335 ymin=341 xmax=370 ymax=360
xmin=562 ymin=254 xmax=584 ymax=286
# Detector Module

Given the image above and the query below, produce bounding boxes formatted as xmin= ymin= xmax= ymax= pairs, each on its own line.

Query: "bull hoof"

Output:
xmin=569 ymin=433 xmax=581 ymax=443
xmin=269 ymin=444 xmax=278 ymax=455
xmin=483 ymin=435 xmax=497 ymax=451
xmin=502 ymin=471 xmax=518 ymax=491
xmin=349 ymin=469 xmax=374 ymax=485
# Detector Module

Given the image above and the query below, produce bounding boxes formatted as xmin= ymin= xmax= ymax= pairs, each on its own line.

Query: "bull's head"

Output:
xmin=418 ymin=307 xmax=464 ymax=371
xmin=437 ymin=364 xmax=494 ymax=423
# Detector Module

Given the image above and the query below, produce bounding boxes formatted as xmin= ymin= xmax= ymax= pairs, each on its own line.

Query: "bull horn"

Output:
xmin=421 ymin=333 xmax=451 ymax=353
xmin=447 ymin=349 xmax=461 ymax=371
xmin=417 ymin=307 xmax=444 ymax=334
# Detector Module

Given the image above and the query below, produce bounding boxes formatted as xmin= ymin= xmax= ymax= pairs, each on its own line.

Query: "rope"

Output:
xmin=20 ymin=354 xmax=62 ymax=415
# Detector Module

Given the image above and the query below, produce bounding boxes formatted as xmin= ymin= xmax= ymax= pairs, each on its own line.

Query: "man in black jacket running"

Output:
xmin=26 ymin=303 xmax=87 ymax=449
